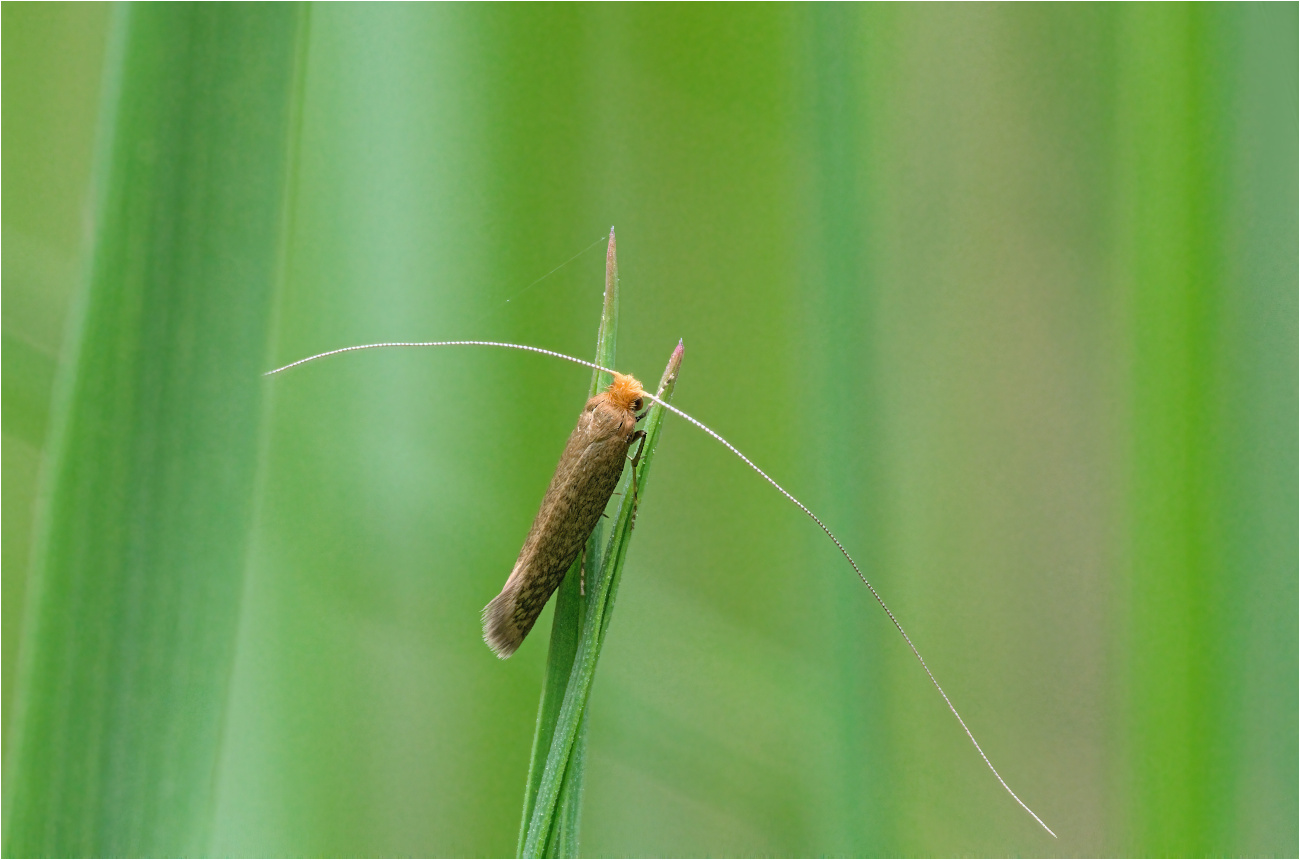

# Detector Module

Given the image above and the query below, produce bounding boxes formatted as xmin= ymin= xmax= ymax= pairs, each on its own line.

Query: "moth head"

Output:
xmin=607 ymin=373 xmax=646 ymax=415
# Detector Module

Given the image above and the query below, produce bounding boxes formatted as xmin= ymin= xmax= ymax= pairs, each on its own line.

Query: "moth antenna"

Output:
xmin=263 ymin=340 xmax=616 ymax=378
xmin=265 ymin=338 xmax=1055 ymax=837
xmin=641 ymin=390 xmax=1058 ymax=839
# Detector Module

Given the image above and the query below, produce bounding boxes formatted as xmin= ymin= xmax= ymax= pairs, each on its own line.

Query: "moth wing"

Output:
xmin=482 ymin=401 xmax=633 ymax=658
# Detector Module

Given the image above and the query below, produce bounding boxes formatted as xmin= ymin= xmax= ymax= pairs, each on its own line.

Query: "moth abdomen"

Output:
xmin=482 ymin=373 xmax=645 ymax=658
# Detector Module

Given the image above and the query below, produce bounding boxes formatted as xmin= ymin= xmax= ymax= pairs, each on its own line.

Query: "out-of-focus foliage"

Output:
xmin=3 ymin=5 xmax=1294 ymax=856
xmin=3 ymin=5 xmax=305 ymax=856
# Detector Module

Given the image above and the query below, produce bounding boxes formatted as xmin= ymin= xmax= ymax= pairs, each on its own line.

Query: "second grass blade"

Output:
xmin=522 ymin=342 xmax=684 ymax=858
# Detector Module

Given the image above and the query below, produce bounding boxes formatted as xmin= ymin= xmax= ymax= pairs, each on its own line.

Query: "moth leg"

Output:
xmin=627 ymin=430 xmax=647 ymax=470
xmin=626 ymin=430 xmax=648 ymax=511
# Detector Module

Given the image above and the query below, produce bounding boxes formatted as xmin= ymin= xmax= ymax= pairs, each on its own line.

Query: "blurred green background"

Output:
xmin=3 ymin=3 xmax=1295 ymax=856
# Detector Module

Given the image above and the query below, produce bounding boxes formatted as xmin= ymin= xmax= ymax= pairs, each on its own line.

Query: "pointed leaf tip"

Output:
xmin=658 ymin=341 xmax=685 ymax=392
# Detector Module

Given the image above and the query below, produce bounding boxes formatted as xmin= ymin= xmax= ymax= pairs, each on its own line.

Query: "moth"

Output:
xmin=266 ymin=281 xmax=1055 ymax=838
xmin=481 ymin=371 xmax=647 ymax=658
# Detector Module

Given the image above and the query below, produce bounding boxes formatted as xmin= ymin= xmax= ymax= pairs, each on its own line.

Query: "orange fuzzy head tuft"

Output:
xmin=606 ymin=373 xmax=646 ymax=413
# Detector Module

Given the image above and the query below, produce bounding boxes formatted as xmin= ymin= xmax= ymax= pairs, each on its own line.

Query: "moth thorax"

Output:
xmin=607 ymin=373 xmax=645 ymax=413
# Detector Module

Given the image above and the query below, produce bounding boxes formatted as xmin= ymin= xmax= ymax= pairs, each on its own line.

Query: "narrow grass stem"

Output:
xmin=522 ymin=346 xmax=682 ymax=857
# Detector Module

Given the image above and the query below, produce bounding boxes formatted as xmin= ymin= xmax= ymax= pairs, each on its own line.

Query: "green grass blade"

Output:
xmin=516 ymin=229 xmax=620 ymax=857
xmin=523 ymin=343 xmax=684 ymax=858
xmin=1 ymin=5 xmax=306 ymax=855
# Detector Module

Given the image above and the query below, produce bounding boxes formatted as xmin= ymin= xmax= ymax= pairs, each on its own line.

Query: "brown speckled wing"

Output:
xmin=482 ymin=395 xmax=635 ymax=657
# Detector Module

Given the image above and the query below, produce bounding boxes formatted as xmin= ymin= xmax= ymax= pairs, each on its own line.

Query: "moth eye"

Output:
xmin=633 ymin=398 xmax=644 ymax=412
